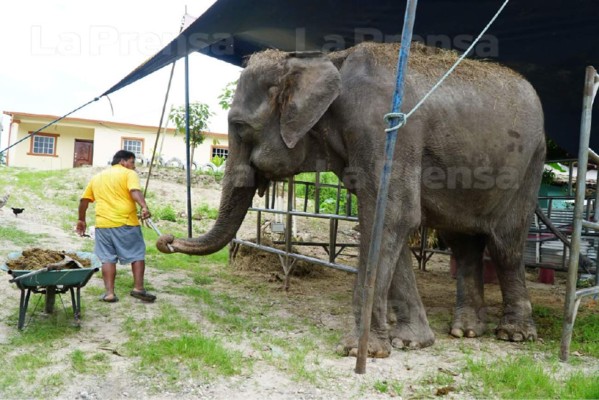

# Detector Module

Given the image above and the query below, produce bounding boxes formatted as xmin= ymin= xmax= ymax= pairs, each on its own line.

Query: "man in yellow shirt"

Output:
xmin=76 ymin=150 xmax=156 ymax=303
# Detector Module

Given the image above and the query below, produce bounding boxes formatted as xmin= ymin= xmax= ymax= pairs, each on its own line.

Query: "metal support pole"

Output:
xmin=315 ymin=172 xmax=321 ymax=214
xmin=329 ymin=218 xmax=338 ymax=264
xmin=419 ymin=226 xmax=428 ymax=270
xmin=144 ymin=15 xmax=186 ymax=197
xmin=286 ymin=179 xmax=294 ymax=258
xmin=355 ymin=0 xmax=418 ymax=374
xmin=560 ymin=66 xmax=599 ymax=361
xmin=184 ymin=54 xmax=193 ymax=238
xmin=593 ymin=166 xmax=599 ymax=221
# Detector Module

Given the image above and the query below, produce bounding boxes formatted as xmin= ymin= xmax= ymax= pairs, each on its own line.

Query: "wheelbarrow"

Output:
xmin=1 ymin=251 xmax=100 ymax=330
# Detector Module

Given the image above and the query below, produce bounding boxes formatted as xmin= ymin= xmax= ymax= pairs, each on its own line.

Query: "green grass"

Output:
xmin=0 ymin=339 xmax=64 ymax=396
xmin=194 ymin=203 xmax=219 ymax=220
xmin=465 ymin=355 xmax=599 ymax=399
xmin=0 ymin=168 xmax=85 ymax=228
xmin=70 ymin=349 xmax=110 ymax=374
xmin=1 ymin=166 xmax=598 ymax=399
xmin=534 ymin=305 xmax=599 ymax=357
xmin=373 ymin=379 xmax=403 ymax=396
xmin=145 ymin=245 xmax=229 ymax=273
xmin=153 ymin=204 xmax=178 ymax=221
xmin=123 ymin=304 xmax=248 ymax=381
xmin=8 ymin=308 xmax=82 ymax=346
xmin=0 ymin=226 xmax=49 ymax=248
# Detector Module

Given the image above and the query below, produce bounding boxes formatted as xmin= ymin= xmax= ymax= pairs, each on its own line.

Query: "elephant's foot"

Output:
xmin=337 ymin=330 xmax=392 ymax=358
xmin=495 ymin=314 xmax=537 ymax=342
xmin=450 ymin=307 xmax=487 ymax=339
xmin=389 ymin=323 xmax=435 ymax=350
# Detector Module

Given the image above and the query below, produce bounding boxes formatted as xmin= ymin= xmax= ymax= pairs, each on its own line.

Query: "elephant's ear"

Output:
xmin=279 ymin=55 xmax=341 ymax=149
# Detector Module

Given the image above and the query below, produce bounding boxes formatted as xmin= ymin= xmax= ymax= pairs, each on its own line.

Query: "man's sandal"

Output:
xmin=130 ymin=290 xmax=156 ymax=303
xmin=100 ymin=293 xmax=119 ymax=303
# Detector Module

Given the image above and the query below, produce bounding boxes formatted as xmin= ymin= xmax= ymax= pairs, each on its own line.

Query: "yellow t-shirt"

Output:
xmin=81 ymin=165 xmax=142 ymax=228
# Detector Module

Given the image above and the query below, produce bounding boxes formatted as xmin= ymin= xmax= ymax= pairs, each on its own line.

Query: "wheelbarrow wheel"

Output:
xmin=45 ymin=286 xmax=56 ymax=314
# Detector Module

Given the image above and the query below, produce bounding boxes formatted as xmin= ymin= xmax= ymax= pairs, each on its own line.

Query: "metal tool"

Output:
xmin=145 ymin=218 xmax=175 ymax=252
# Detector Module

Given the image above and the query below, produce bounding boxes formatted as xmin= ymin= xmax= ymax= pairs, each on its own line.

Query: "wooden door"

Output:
xmin=73 ymin=140 xmax=93 ymax=167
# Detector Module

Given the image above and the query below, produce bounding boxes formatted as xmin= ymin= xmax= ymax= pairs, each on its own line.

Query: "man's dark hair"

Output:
xmin=111 ymin=150 xmax=136 ymax=166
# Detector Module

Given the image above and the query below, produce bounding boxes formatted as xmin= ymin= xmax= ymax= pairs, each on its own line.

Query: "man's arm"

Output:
xmin=130 ymin=189 xmax=151 ymax=220
xmin=76 ymin=198 xmax=92 ymax=236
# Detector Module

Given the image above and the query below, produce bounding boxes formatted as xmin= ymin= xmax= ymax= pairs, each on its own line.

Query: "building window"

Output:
xmin=211 ymin=146 xmax=229 ymax=160
xmin=122 ymin=137 xmax=144 ymax=157
xmin=29 ymin=133 xmax=58 ymax=156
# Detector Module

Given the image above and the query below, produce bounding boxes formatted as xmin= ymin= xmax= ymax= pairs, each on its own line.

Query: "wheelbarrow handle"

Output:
xmin=10 ymin=267 xmax=50 ymax=283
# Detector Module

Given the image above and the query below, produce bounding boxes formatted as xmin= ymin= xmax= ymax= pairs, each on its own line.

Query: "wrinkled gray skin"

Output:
xmin=157 ymin=43 xmax=546 ymax=357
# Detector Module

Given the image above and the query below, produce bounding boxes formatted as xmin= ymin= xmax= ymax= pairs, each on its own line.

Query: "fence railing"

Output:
xmin=230 ymin=176 xmax=359 ymax=289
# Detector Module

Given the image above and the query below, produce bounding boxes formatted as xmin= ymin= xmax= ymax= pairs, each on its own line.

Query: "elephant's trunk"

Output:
xmin=156 ymin=160 xmax=259 ymax=255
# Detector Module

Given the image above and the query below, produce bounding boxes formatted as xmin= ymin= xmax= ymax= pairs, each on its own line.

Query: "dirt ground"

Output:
xmin=0 ymin=166 xmax=597 ymax=399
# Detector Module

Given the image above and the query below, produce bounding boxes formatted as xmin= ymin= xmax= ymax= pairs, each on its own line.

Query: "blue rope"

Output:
xmin=384 ymin=0 xmax=511 ymax=131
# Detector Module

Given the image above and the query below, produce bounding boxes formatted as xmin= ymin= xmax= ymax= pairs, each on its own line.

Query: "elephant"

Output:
xmin=157 ymin=42 xmax=546 ymax=357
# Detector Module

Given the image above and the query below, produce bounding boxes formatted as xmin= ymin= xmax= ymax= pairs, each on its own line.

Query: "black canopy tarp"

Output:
xmin=103 ymin=0 xmax=599 ymax=156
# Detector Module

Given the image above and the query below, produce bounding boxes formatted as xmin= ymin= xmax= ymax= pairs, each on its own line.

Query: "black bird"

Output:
xmin=11 ymin=207 xmax=24 ymax=217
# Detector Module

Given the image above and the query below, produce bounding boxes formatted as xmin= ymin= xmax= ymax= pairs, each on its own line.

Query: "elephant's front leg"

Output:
xmin=342 ymin=192 xmax=428 ymax=356
xmin=388 ymin=245 xmax=435 ymax=349
xmin=341 ymin=223 xmax=398 ymax=358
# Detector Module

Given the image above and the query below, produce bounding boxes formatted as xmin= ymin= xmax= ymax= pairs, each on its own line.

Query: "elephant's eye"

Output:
xmin=268 ymin=86 xmax=279 ymax=98
xmin=231 ymin=120 xmax=253 ymax=143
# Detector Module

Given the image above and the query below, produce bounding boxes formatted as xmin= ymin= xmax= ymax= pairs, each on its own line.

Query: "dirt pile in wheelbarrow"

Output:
xmin=6 ymin=248 xmax=91 ymax=270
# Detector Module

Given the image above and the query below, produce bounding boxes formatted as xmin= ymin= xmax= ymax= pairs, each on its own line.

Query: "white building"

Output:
xmin=2 ymin=111 xmax=228 ymax=170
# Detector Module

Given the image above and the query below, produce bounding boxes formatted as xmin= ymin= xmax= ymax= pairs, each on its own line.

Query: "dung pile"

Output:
xmin=6 ymin=248 xmax=91 ymax=271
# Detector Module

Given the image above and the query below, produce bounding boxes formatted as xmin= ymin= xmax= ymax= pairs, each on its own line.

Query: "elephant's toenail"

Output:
xmin=512 ymin=333 xmax=524 ymax=342
xmin=450 ymin=328 xmax=464 ymax=338
xmin=408 ymin=341 xmax=420 ymax=349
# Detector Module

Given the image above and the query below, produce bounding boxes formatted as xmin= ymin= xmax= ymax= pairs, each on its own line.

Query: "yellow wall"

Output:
xmin=10 ymin=121 xmax=95 ymax=170
xmin=6 ymin=114 xmax=228 ymax=171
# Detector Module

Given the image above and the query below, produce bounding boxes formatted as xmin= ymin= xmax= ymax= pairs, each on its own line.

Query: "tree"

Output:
xmin=168 ymin=102 xmax=213 ymax=166
xmin=217 ymin=80 xmax=238 ymax=111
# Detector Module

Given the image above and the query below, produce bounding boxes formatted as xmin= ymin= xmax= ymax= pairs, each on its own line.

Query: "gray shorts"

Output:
xmin=95 ymin=225 xmax=146 ymax=265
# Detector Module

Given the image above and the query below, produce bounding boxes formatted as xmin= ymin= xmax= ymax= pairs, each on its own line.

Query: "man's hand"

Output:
xmin=130 ymin=189 xmax=150 ymax=220
xmin=76 ymin=220 xmax=87 ymax=236
xmin=140 ymin=206 xmax=151 ymax=220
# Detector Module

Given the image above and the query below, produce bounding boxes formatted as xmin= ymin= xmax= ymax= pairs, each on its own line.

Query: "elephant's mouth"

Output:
xmin=253 ymin=160 xmax=298 ymax=181
xmin=250 ymin=148 xmax=305 ymax=181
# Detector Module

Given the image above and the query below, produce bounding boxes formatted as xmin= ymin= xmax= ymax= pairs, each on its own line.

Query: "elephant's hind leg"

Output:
xmin=388 ymin=245 xmax=435 ymax=349
xmin=487 ymin=230 xmax=537 ymax=342
xmin=442 ymin=232 xmax=488 ymax=338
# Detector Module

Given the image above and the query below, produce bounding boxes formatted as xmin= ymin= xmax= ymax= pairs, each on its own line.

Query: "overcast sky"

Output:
xmin=0 ymin=0 xmax=242 ymax=148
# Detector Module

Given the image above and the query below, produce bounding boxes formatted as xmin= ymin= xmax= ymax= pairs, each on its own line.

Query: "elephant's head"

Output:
xmin=156 ymin=51 xmax=342 ymax=255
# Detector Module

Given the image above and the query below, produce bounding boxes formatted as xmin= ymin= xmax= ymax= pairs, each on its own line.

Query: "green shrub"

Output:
xmin=196 ymin=169 xmax=224 ymax=183
xmin=211 ymin=155 xmax=225 ymax=167
xmin=295 ymin=172 xmax=357 ymax=216
xmin=154 ymin=204 xmax=177 ymax=222
xmin=194 ymin=203 xmax=219 ymax=220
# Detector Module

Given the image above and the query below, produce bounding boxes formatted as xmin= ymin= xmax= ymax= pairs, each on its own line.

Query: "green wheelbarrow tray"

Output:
xmin=1 ymin=251 xmax=101 ymax=330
